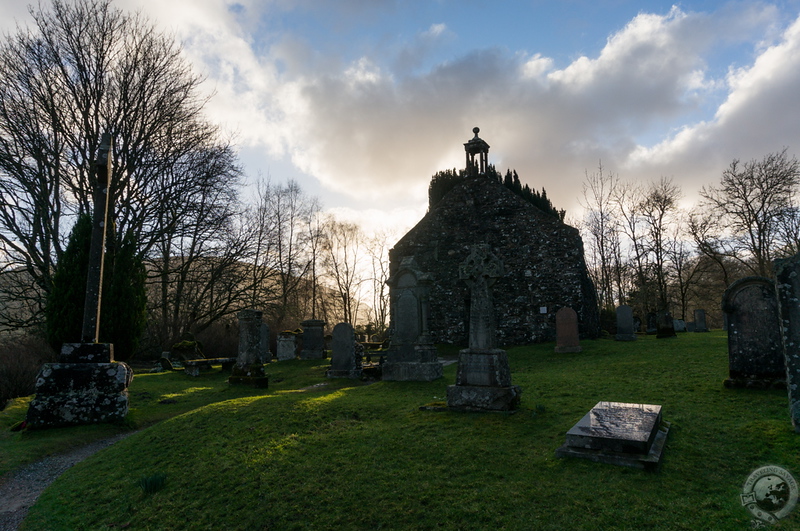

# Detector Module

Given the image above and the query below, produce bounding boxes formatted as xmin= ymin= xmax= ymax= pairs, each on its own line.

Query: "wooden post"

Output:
xmin=81 ymin=133 xmax=113 ymax=343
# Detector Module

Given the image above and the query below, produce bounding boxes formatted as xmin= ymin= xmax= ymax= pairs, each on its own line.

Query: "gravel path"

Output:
xmin=0 ymin=432 xmax=134 ymax=531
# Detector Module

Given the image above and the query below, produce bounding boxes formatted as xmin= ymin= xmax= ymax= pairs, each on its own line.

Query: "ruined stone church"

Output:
xmin=389 ymin=128 xmax=600 ymax=346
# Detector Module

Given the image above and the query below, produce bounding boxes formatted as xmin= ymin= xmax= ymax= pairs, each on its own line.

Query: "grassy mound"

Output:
xmin=5 ymin=332 xmax=800 ymax=529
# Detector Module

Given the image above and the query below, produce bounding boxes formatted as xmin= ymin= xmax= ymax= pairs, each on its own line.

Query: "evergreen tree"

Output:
xmin=100 ymin=230 xmax=147 ymax=361
xmin=45 ymin=214 xmax=92 ymax=351
xmin=44 ymin=215 xmax=147 ymax=360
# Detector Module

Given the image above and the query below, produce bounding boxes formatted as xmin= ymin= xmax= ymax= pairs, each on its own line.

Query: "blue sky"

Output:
xmin=3 ymin=0 xmax=800 ymax=236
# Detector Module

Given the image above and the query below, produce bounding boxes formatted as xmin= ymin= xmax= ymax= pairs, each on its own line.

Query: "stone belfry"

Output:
xmin=464 ymin=127 xmax=489 ymax=176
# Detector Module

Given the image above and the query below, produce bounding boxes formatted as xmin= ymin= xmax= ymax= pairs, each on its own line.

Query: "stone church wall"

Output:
xmin=389 ymin=175 xmax=599 ymax=346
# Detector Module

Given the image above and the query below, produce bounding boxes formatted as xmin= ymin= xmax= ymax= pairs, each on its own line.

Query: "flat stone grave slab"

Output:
xmin=556 ymin=401 xmax=669 ymax=471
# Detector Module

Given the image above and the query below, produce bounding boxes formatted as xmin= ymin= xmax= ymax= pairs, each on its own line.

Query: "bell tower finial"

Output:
xmin=464 ymin=127 xmax=490 ymax=177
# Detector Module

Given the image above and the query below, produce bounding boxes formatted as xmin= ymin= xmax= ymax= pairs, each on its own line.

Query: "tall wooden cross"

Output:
xmin=81 ymin=132 xmax=113 ymax=343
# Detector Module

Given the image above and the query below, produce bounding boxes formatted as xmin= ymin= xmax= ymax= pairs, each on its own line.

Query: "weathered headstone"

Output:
xmin=326 ymin=322 xmax=362 ymax=379
xmin=447 ymin=245 xmax=521 ymax=411
xmin=721 ymin=276 xmax=784 ymax=388
xmin=556 ymin=401 xmax=670 ymax=470
xmin=229 ymin=309 xmax=268 ymax=387
xmin=686 ymin=321 xmax=696 ymax=332
xmin=26 ymin=343 xmax=133 ymax=428
xmin=693 ymin=309 xmax=709 ymax=332
xmin=382 ymin=256 xmax=443 ymax=381
xmin=656 ymin=310 xmax=676 ymax=339
xmin=260 ymin=322 xmax=271 ymax=363
xmin=673 ymin=319 xmax=687 ymax=333
xmin=774 ymin=254 xmax=800 ymax=432
xmin=646 ymin=313 xmax=658 ymax=335
xmin=615 ymin=305 xmax=637 ymax=341
xmin=299 ymin=319 xmax=326 ymax=360
xmin=276 ymin=331 xmax=297 ymax=361
xmin=555 ymin=307 xmax=582 ymax=352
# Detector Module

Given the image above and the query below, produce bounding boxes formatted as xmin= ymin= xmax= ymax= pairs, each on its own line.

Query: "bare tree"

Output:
xmin=580 ymin=162 xmax=622 ymax=310
xmin=364 ymin=230 xmax=392 ymax=336
xmin=322 ymin=217 xmax=365 ymax=325
xmin=639 ymin=177 xmax=682 ymax=310
xmin=699 ymin=149 xmax=800 ymax=277
xmin=0 ymin=0 xmax=227 ymax=329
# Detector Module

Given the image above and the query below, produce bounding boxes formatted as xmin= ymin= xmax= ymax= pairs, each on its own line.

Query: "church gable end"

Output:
xmin=389 ymin=129 xmax=599 ymax=346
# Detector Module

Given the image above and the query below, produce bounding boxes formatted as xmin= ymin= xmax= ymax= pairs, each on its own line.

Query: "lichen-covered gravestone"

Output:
xmin=326 ymin=322 xmax=362 ymax=379
xmin=260 ymin=322 xmax=271 ymax=363
xmin=615 ymin=305 xmax=636 ymax=341
xmin=382 ymin=256 xmax=443 ymax=381
xmin=446 ymin=245 xmax=521 ymax=411
xmin=773 ymin=255 xmax=800 ymax=432
xmin=276 ymin=331 xmax=297 ymax=361
xmin=300 ymin=319 xmax=326 ymax=359
xmin=555 ymin=307 xmax=582 ymax=353
xmin=722 ymin=276 xmax=784 ymax=388
xmin=229 ymin=309 xmax=268 ymax=388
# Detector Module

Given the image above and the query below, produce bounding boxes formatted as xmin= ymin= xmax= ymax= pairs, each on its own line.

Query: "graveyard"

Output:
xmin=2 ymin=331 xmax=798 ymax=529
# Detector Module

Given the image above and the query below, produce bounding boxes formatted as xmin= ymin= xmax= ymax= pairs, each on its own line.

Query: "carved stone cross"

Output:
xmin=459 ymin=244 xmax=503 ymax=350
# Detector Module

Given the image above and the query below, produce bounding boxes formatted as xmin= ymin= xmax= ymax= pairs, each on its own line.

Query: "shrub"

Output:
xmin=0 ymin=334 xmax=56 ymax=409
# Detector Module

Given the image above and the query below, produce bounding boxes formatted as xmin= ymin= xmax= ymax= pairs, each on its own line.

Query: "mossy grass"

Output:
xmin=6 ymin=333 xmax=800 ymax=529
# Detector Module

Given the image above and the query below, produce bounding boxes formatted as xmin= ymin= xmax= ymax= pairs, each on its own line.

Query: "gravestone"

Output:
xmin=229 ymin=309 xmax=268 ymax=387
xmin=694 ymin=309 xmax=709 ymax=332
xmin=260 ymin=323 xmax=271 ymax=362
xmin=326 ymin=322 xmax=362 ymax=379
xmin=383 ymin=256 xmax=443 ymax=381
xmin=300 ymin=319 xmax=326 ymax=359
xmin=447 ymin=245 xmax=521 ymax=411
xmin=632 ymin=316 xmax=642 ymax=334
xmin=686 ymin=322 xmax=696 ymax=332
xmin=721 ymin=276 xmax=784 ymax=388
xmin=615 ymin=305 xmax=637 ymax=341
xmin=276 ymin=331 xmax=298 ymax=361
xmin=656 ymin=310 xmax=676 ymax=339
xmin=673 ymin=319 xmax=687 ymax=333
xmin=555 ymin=307 xmax=582 ymax=352
xmin=556 ymin=401 xmax=670 ymax=471
xmin=646 ymin=313 xmax=658 ymax=335
xmin=774 ymin=254 xmax=800 ymax=432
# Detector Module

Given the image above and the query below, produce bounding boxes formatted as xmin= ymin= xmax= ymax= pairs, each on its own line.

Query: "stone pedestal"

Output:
xmin=300 ymin=319 xmax=326 ymax=360
xmin=446 ymin=349 xmax=521 ymax=411
xmin=556 ymin=401 xmax=670 ymax=470
xmin=382 ymin=343 xmax=443 ymax=381
xmin=26 ymin=343 xmax=133 ymax=429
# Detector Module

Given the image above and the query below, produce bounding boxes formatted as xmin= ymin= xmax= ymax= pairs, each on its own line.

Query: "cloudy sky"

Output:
xmin=3 ymin=0 xmax=800 ymax=235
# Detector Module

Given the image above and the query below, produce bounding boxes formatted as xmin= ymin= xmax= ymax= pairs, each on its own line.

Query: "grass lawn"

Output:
xmin=3 ymin=331 xmax=800 ymax=529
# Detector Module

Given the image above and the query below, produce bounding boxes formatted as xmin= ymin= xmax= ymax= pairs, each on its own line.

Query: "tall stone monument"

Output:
xmin=722 ymin=276 xmax=784 ymax=388
xmin=229 ymin=309 xmax=268 ymax=388
xmin=382 ymin=256 xmax=443 ymax=381
xmin=774 ymin=256 xmax=800 ymax=431
xmin=26 ymin=133 xmax=133 ymax=428
xmin=326 ymin=322 xmax=362 ymax=379
xmin=446 ymin=245 xmax=521 ymax=411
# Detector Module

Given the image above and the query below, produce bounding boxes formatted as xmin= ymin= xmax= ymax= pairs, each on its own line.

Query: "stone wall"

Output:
xmin=389 ymin=175 xmax=599 ymax=346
